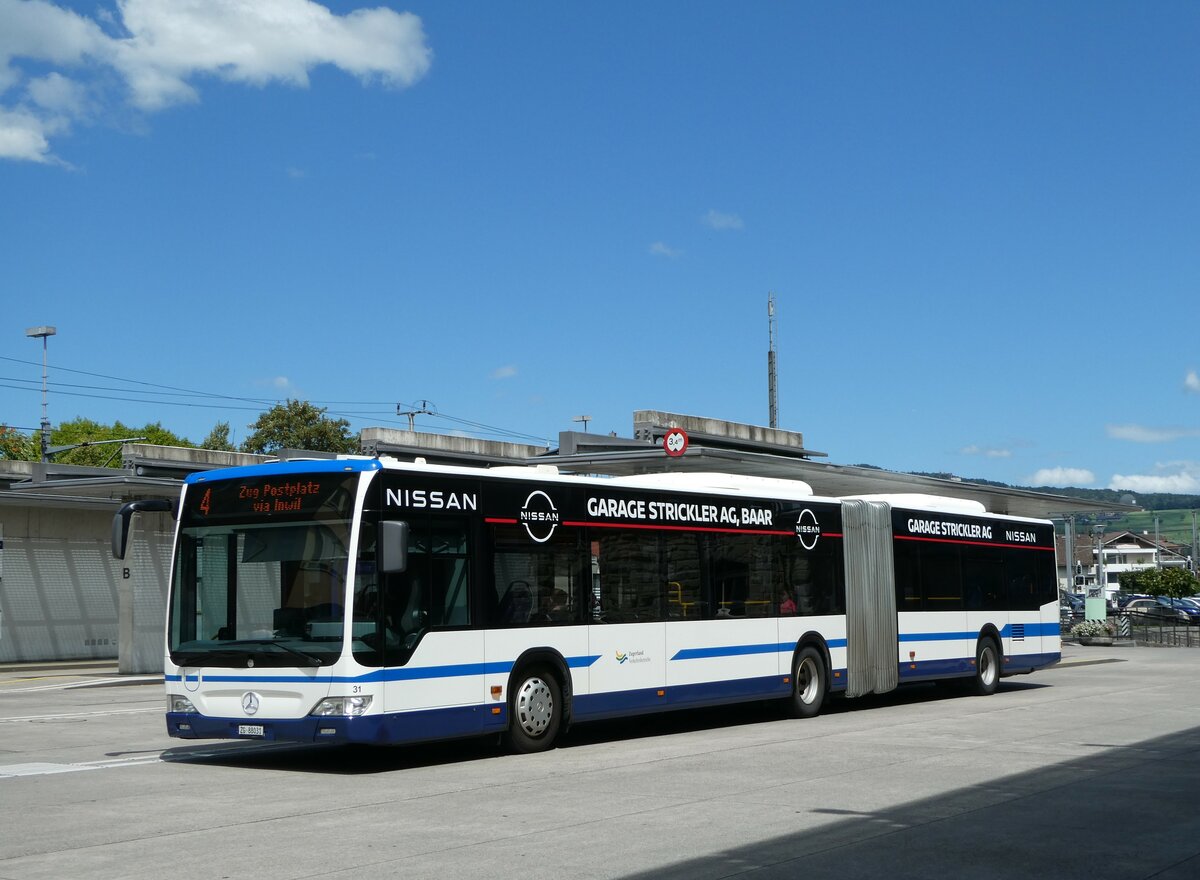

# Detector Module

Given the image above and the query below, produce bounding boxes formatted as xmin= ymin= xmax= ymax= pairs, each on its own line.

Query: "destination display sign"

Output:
xmin=184 ymin=474 xmax=356 ymax=523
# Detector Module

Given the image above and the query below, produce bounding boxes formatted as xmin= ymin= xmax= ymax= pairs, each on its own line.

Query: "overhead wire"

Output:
xmin=0 ymin=357 xmax=552 ymax=445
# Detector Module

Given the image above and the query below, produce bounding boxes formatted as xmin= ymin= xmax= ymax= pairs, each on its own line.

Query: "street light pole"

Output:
xmin=25 ymin=326 xmax=56 ymax=463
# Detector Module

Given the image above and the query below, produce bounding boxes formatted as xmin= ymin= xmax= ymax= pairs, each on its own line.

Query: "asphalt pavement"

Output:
xmin=1 ymin=643 xmax=1198 ymax=880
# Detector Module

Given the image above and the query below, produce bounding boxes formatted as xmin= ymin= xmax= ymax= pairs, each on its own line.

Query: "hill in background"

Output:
xmin=910 ymin=473 xmax=1199 ymax=544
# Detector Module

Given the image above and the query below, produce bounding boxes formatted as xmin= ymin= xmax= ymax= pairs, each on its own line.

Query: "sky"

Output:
xmin=1 ymin=1 xmax=1198 ymax=495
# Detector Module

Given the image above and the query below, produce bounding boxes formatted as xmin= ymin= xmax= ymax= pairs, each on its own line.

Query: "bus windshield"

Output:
xmin=168 ymin=472 xmax=359 ymax=668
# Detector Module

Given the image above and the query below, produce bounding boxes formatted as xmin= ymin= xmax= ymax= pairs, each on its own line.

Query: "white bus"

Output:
xmin=115 ymin=457 xmax=1060 ymax=752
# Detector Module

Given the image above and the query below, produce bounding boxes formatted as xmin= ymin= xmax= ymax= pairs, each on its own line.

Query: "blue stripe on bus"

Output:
xmin=898 ymin=623 xmax=1061 ymax=643
xmin=1002 ymin=622 xmax=1060 ymax=638
xmin=165 ymin=654 xmax=602 ymax=686
xmin=670 ymin=639 xmax=848 ymax=661
xmin=165 ymin=625 xmax=1058 ymax=687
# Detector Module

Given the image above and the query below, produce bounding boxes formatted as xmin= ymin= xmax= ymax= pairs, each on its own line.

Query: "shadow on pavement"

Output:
xmin=610 ymin=723 xmax=1200 ymax=880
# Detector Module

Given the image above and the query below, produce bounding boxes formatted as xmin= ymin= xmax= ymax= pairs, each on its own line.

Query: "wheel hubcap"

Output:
xmin=980 ymin=648 xmax=996 ymax=685
xmin=516 ymin=677 xmax=553 ymax=736
xmin=797 ymin=657 xmax=818 ymax=704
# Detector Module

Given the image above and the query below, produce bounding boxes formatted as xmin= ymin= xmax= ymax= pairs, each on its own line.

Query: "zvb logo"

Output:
xmin=796 ymin=508 xmax=821 ymax=550
xmin=519 ymin=490 xmax=560 ymax=543
xmin=615 ymin=651 xmax=628 ymax=664
xmin=241 ymin=692 xmax=261 ymax=716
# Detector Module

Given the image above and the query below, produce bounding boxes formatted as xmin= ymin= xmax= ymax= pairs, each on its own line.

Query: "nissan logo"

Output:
xmin=242 ymin=692 xmax=261 ymax=716
xmin=519 ymin=490 xmax=561 ymax=543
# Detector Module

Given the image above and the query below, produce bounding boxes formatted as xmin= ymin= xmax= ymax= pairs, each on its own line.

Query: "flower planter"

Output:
xmin=1077 ymin=636 xmax=1114 ymax=646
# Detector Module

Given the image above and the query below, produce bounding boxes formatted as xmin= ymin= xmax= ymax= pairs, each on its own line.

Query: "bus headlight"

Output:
xmin=168 ymin=695 xmax=197 ymax=714
xmin=310 ymin=695 xmax=373 ymax=717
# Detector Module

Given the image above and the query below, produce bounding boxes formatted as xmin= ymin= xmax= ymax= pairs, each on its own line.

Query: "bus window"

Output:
xmin=789 ymin=542 xmax=844 ymax=617
xmin=962 ymin=548 xmax=1005 ymax=611
xmin=705 ymin=535 xmax=776 ymax=618
xmin=892 ymin=540 xmax=921 ymax=611
xmin=490 ymin=524 xmax=584 ymax=626
xmin=593 ymin=530 xmax=665 ymax=622
xmin=920 ymin=544 xmax=963 ymax=611
xmin=664 ymin=533 xmax=704 ymax=618
xmin=352 ymin=517 xmax=471 ymax=667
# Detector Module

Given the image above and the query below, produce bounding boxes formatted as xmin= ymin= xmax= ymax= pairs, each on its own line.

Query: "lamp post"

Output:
xmin=25 ymin=325 xmax=56 ymax=463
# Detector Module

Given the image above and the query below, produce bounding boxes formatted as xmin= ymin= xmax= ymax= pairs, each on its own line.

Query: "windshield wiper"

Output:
xmin=226 ymin=639 xmax=326 ymax=667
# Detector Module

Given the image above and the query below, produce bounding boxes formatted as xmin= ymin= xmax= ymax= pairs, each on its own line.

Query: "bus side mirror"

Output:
xmin=112 ymin=498 xmax=175 ymax=559
xmin=379 ymin=520 xmax=410 ymax=574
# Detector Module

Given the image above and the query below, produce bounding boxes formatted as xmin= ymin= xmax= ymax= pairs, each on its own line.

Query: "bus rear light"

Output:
xmin=491 ymin=707 xmax=501 ymax=715
xmin=657 ymin=690 xmax=665 ymax=697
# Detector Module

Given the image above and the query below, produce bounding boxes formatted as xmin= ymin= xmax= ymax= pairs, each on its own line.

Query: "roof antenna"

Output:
xmin=768 ymin=292 xmax=779 ymax=428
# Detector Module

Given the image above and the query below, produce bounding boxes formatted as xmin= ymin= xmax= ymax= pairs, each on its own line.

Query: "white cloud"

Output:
xmin=649 ymin=241 xmax=682 ymax=258
xmin=26 ymin=72 xmax=89 ymax=115
xmin=702 ymin=209 xmax=744 ymax=230
xmin=1109 ymin=472 xmax=1200 ymax=494
xmin=1026 ymin=467 xmax=1096 ymax=487
xmin=112 ymin=0 xmax=432 ymax=110
xmin=0 ymin=105 xmax=56 ymax=162
xmin=0 ymin=0 xmax=432 ymax=162
xmin=1186 ymin=370 xmax=1200 ymax=393
xmin=960 ymin=444 xmax=1012 ymax=459
xmin=1106 ymin=424 xmax=1200 ymax=443
xmin=254 ymin=375 xmax=294 ymax=391
xmin=491 ymin=365 xmax=518 ymax=380
xmin=1109 ymin=461 xmax=1200 ymax=495
xmin=0 ymin=0 xmax=110 ymax=69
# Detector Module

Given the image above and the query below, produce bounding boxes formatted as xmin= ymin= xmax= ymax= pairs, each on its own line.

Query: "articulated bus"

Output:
xmin=114 ymin=457 xmax=1060 ymax=752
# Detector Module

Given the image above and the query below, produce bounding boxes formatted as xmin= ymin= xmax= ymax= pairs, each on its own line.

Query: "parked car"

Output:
xmin=1122 ymin=598 xmax=1190 ymax=625
xmin=1116 ymin=593 xmax=1148 ymax=610
xmin=1059 ymin=592 xmax=1085 ymax=616
xmin=1162 ymin=596 xmax=1200 ymax=624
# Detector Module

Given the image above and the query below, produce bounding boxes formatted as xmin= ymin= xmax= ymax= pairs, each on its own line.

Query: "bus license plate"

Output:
xmin=238 ymin=724 xmax=265 ymax=737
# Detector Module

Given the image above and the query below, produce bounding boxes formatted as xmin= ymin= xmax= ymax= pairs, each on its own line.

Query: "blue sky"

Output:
xmin=2 ymin=1 xmax=1198 ymax=494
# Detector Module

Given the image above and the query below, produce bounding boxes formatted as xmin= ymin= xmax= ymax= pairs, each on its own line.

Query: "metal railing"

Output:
xmin=1061 ymin=612 xmax=1200 ymax=647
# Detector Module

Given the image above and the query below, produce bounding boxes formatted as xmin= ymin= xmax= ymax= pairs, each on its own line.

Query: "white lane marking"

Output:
xmin=0 ymin=762 xmax=92 ymax=778
xmin=0 ymin=707 xmax=161 ymax=723
xmin=0 ymin=677 xmax=161 ymax=693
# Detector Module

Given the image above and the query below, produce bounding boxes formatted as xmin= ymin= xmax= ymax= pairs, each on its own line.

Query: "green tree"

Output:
xmin=241 ymin=400 xmax=357 ymax=455
xmin=1118 ymin=567 xmax=1200 ymax=598
xmin=49 ymin=418 xmax=195 ymax=467
xmin=200 ymin=421 xmax=237 ymax=452
xmin=0 ymin=425 xmax=37 ymax=461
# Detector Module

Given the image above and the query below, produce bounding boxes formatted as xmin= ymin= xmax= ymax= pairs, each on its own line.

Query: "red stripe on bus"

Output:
xmin=896 ymin=535 xmax=1054 ymax=551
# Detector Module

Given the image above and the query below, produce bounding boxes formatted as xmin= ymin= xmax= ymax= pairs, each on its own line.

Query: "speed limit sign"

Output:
xmin=663 ymin=428 xmax=688 ymax=457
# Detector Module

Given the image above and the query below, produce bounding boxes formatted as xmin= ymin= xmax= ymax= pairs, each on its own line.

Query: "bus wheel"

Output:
xmin=786 ymin=646 xmax=826 ymax=719
xmin=505 ymin=667 xmax=562 ymax=753
xmin=969 ymin=637 xmax=1001 ymax=696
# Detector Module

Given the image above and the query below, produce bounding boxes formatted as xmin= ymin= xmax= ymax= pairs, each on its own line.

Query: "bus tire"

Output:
xmin=968 ymin=637 xmax=1001 ymax=696
xmin=785 ymin=646 xmax=827 ymax=719
xmin=505 ymin=666 xmax=562 ymax=753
